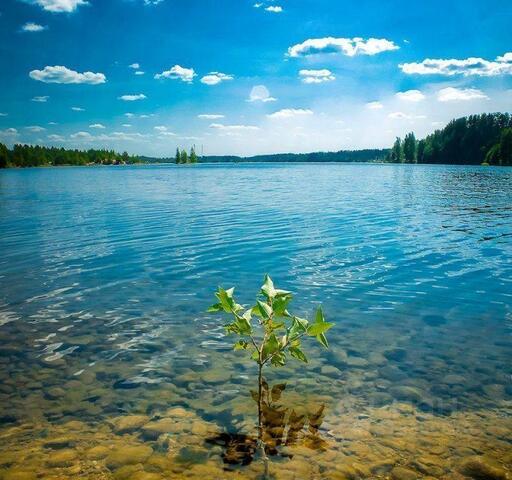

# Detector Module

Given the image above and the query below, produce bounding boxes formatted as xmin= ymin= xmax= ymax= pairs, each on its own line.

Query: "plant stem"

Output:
xmin=257 ymin=360 xmax=269 ymax=479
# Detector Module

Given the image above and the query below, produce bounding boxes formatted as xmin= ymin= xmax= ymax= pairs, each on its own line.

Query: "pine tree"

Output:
xmin=190 ymin=146 xmax=198 ymax=163
xmin=390 ymin=137 xmax=403 ymax=163
xmin=403 ymin=132 xmax=417 ymax=163
xmin=0 ymin=143 xmax=8 ymax=168
xmin=180 ymin=149 xmax=189 ymax=164
xmin=175 ymin=147 xmax=181 ymax=164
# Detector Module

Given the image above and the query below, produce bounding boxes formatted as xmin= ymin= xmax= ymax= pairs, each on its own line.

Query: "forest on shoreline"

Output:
xmin=386 ymin=113 xmax=512 ymax=166
xmin=2 ymin=113 xmax=511 ymax=169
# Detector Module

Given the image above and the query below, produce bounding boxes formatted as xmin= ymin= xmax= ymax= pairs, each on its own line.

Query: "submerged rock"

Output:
xmin=391 ymin=466 xmax=419 ymax=480
xmin=111 ymin=415 xmax=150 ymax=434
xmin=458 ymin=456 xmax=508 ymax=480
xmin=46 ymin=449 xmax=78 ymax=468
xmin=106 ymin=445 xmax=153 ymax=469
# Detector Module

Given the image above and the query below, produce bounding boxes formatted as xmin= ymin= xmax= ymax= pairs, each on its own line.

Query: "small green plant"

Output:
xmin=208 ymin=275 xmax=333 ymax=478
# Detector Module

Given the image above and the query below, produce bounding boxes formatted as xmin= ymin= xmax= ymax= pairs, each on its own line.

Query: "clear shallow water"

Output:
xmin=0 ymin=163 xmax=511 ymax=479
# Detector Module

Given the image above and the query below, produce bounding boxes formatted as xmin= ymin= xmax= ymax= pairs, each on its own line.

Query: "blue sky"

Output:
xmin=0 ymin=0 xmax=511 ymax=156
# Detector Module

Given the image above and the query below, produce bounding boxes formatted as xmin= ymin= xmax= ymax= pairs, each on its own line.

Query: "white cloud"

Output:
xmin=0 ymin=128 xmax=18 ymax=136
xmin=496 ymin=52 xmax=512 ymax=63
xmin=154 ymin=126 xmax=168 ymax=132
xmin=396 ymin=89 xmax=425 ymax=102
xmin=388 ymin=112 xmax=426 ymax=120
xmin=32 ymin=95 xmax=49 ymax=102
xmin=47 ymin=134 xmax=65 ymax=141
xmin=366 ymin=101 xmax=383 ymax=110
xmin=135 ymin=71 xmax=145 ymax=76
xmin=89 ymin=123 xmax=105 ymax=129
xmin=71 ymin=106 xmax=85 ymax=111
xmin=209 ymin=123 xmax=259 ymax=133
xmin=125 ymin=113 xmax=135 ymax=118
xmin=265 ymin=6 xmax=282 ymax=12
xmin=400 ymin=53 xmax=512 ymax=77
xmin=129 ymin=63 xmax=140 ymax=69
xmin=143 ymin=0 xmax=164 ymax=4
xmin=118 ymin=94 xmax=147 ymax=101
xmin=22 ymin=22 xmax=46 ymax=32
xmin=299 ymin=69 xmax=335 ymax=84
xmin=26 ymin=125 xmax=46 ymax=132
xmin=0 ymin=113 xmax=8 ymax=117
xmin=437 ymin=87 xmax=489 ymax=102
xmin=248 ymin=85 xmax=277 ymax=102
xmin=122 ymin=124 xmax=132 ymax=128
xmin=267 ymin=108 xmax=314 ymax=119
xmin=70 ymin=131 xmax=92 ymax=139
xmin=200 ymin=72 xmax=234 ymax=85
xmin=29 ymin=65 xmax=106 ymax=84
xmin=198 ymin=114 xmax=225 ymax=120
xmin=28 ymin=0 xmax=88 ymax=13
xmin=288 ymin=37 xmax=399 ymax=58
xmin=154 ymin=65 xmax=196 ymax=83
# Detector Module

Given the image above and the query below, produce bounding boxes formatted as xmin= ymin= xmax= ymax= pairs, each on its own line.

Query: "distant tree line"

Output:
xmin=175 ymin=147 xmax=198 ymax=164
xmin=0 ymin=143 xmax=141 ymax=168
xmin=199 ymin=149 xmax=389 ymax=163
xmin=386 ymin=113 xmax=512 ymax=166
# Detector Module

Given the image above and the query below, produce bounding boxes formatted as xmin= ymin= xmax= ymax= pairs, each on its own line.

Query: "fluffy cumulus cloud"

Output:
xmin=89 ymin=123 xmax=105 ymax=129
xmin=400 ymin=53 xmax=512 ymax=77
xmin=437 ymin=87 xmax=489 ymax=102
xmin=26 ymin=125 xmax=46 ymax=132
xmin=395 ymin=89 xmax=425 ymax=102
xmin=366 ymin=101 xmax=383 ymax=110
xmin=299 ymin=69 xmax=335 ymax=84
xmin=22 ymin=22 xmax=46 ymax=32
xmin=265 ymin=6 xmax=283 ymax=13
xmin=27 ymin=0 xmax=89 ymax=13
xmin=288 ymin=37 xmax=399 ymax=58
xmin=129 ymin=63 xmax=140 ymax=69
xmin=200 ymin=72 xmax=234 ymax=85
xmin=32 ymin=96 xmax=49 ymax=102
xmin=198 ymin=114 xmax=225 ymax=119
xmin=267 ymin=108 xmax=313 ymax=119
xmin=70 ymin=131 xmax=92 ymax=139
xmin=154 ymin=65 xmax=196 ymax=83
xmin=118 ymin=94 xmax=147 ymax=101
xmin=248 ymin=85 xmax=277 ymax=102
xmin=29 ymin=66 xmax=106 ymax=84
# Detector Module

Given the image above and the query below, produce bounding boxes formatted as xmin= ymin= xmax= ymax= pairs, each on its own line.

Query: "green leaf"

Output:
xmin=315 ymin=306 xmax=325 ymax=324
xmin=235 ymin=315 xmax=252 ymax=335
xmin=273 ymin=294 xmax=293 ymax=317
xmin=270 ymin=351 xmax=286 ymax=367
xmin=256 ymin=300 xmax=273 ymax=320
xmin=216 ymin=287 xmax=236 ymax=313
xmin=207 ymin=303 xmax=223 ymax=313
xmin=261 ymin=333 xmax=280 ymax=361
xmin=289 ymin=346 xmax=308 ymax=363
xmin=307 ymin=322 xmax=334 ymax=336
xmin=234 ymin=340 xmax=249 ymax=351
xmin=289 ymin=316 xmax=309 ymax=340
xmin=261 ymin=274 xmax=277 ymax=299
xmin=316 ymin=332 xmax=329 ymax=349
xmin=251 ymin=350 xmax=260 ymax=362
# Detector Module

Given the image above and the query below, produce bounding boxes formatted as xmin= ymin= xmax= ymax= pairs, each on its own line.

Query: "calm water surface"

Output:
xmin=0 ymin=163 xmax=511 ymax=479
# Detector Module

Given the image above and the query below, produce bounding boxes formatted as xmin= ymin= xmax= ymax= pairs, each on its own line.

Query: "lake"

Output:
xmin=0 ymin=163 xmax=511 ymax=479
